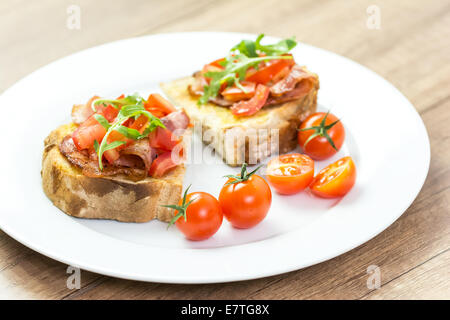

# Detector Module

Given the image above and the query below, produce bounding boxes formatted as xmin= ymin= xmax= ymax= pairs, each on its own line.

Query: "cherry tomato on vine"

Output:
xmin=310 ymin=156 xmax=356 ymax=198
xmin=164 ymin=186 xmax=223 ymax=241
xmin=298 ymin=111 xmax=345 ymax=160
xmin=266 ymin=153 xmax=314 ymax=195
xmin=219 ymin=163 xmax=272 ymax=229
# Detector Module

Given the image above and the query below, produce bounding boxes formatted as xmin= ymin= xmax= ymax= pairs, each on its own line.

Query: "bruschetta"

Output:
xmin=41 ymin=93 xmax=191 ymax=222
xmin=161 ymin=34 xmax=319 ymax=166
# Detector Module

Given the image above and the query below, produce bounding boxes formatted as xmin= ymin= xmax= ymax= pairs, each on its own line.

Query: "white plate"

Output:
xmin=0 ymin=32 xmax=429 ymax=283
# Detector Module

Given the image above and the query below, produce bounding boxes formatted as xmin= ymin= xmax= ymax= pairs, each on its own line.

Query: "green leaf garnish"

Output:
xmin=93 ymin=94 xmax=165 ymax=170
xmin=93 ymin=114 xmax=111 ymax=130
xmin=198 ymin=34 xmax=297 ymax=104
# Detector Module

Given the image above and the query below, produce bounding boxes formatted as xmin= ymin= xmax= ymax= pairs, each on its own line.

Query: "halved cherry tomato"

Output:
xmin=219 ymin=164 xmax=272 ymax=229
xmin=298 ymin=112 xmax=345 ymax=160
xmin=169 ymin=189 xmax=223 ymax=241
xmin=230 ymin=84 xmax=270 ymax=116
xmin=149 ymin=151 xmax=179 ymax=177
xmin=149 ymin=127 xmax=179 ymax=151
xmin=221 ymin=82 xmax=256 ymax=102
xmin=266 ymin=154 xmax=314 ymax=195
xmin=310 ymin=156 xmax=356 ymax=198
xmin=145 ymin=93 xmax=176 ymax=116
xmin=245 ymin=55 xmax=294 ymax=84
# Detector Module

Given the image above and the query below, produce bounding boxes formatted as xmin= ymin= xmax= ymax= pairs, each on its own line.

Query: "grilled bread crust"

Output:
xmin=42 ymin=123 xmax=187 ymax=222
xmin=161 ymin=70 xmax=319 ymax=166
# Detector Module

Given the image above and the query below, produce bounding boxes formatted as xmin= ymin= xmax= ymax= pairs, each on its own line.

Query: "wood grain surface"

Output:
xmin=0 ymin=0 xmax=449 ymax=299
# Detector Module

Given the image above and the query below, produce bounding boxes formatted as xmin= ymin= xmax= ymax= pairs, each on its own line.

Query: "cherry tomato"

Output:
xmin=266 ymin=153 xmax=314 ymax=195
xmin=219 ymin=164 xmax=272 ymax=229
xmin=298 ymin=112 xmax=345 ymax=160
xmin=169 ymin=189 xmax=223 ymax=241
xmin=310 ymin=156 xmax=356 ymax=198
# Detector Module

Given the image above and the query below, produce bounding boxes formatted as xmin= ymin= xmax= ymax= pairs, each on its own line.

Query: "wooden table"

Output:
xmin=0 ymin=0 xmax=449 ymax=299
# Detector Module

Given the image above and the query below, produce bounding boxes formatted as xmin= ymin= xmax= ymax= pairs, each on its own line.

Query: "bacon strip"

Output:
xmin=60 ymin=135 xmax=148 ymax=180
xmin=161 ymin=110 xmax=190 ymax=134
xmin=71 ymin=96 xmax=99 ymax=124
xmin=269 ymin=65 xmax=314 ymax=97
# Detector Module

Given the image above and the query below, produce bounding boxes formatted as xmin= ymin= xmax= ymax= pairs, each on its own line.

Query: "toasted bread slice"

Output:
xmin=42 ymin=123 xmax=188 ymax=223
xmin=161 ymin=70 xmax=319 ymax=166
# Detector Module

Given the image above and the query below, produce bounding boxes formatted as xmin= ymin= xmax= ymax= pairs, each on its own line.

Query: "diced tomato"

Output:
xmin=72 ymin=103 xmax=119 ymax=151
xmin=208 ymin=57 xmax=225 ymax=69
xmin=96 ymin=104 xmax=119 ymax=122
xmin=149 ymin=151 xmax=179 ymax=177
xmin=72 ymin=115 xmax=107 ymax=150
xmin=230 ymin=84 xmax=270 ymax=117
xmin=245 ymin=55 xmax=294 ymax=84
xmin=129 ymin=115 xmax=148 ymax=133
xmin=116 ymin=94 xmax=125 ymax=100
xmin=145 ymin=106 xmax=166 ymax=118
xmin=149 ymin=127 xmax=179 ymax=151
xmin=222 ymin=82 xmax=256 ymax=102
xmin=145 ymin=93 xmax=176 ymax=117
xmin=103 ymin=116 xmax=148 ymax=164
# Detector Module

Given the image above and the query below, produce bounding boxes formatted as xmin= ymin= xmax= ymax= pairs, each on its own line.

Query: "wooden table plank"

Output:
xmin=363 ymin=249 xmax=450 ymax=300
xmin=0 ymin=0 xmax=449 ymax=299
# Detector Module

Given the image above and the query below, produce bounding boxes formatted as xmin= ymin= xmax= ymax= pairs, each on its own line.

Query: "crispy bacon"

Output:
xmin=188 ymin=72 xmax=234 ymax=107
xmin=71 ymin=96 xmax=99 ymax=124
xmin=269 ymin=65 xmax=314 ymax=97
xmin=161 ymin=110 xmax=190 ymax=135
xmin=266 ymin=81 xmax=314 ymax=106
xmin=60 ymin=135 xmax=149 ymax=180
xmin=119 ymin=138 xmax=155 ymax=171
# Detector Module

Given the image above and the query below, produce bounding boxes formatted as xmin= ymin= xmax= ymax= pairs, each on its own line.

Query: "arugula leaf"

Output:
xmin=232 ymin=39 xmax=258 ymax=57
xmin=114 ymin=125 xmax=145 ymax=140
xmin=199 ymin=54 xmax=292 ymax=105
xmin=103 ymin=140 xmax=127 ymax=152
xmin=255 ymin=34 xmax=297 ymax=55
xmin=197 ymin=34 xmax=297 ymax=104
xmin=93 ymin=114 xmax=111 ymax=130
xmin=92 ymin=93 xmax=146 ymax=112
xmin=93 ymin=94 xmax=166 ymax=170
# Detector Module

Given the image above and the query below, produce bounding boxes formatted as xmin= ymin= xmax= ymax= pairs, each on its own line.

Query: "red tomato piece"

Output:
xmin=72 ymin=115 xmax=107 ymax=150
xmin=145 ymin=93 xmax=176 ymax=116
xmin=245 ymin=55 xmax=295 ymax=84
xmin=230 ymin=84 xmax=270 ymax=116
xmin=149 ymin=151 xmax=179 ymax=177
xmin=149 ymin=127 xmax=179 ymax=151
